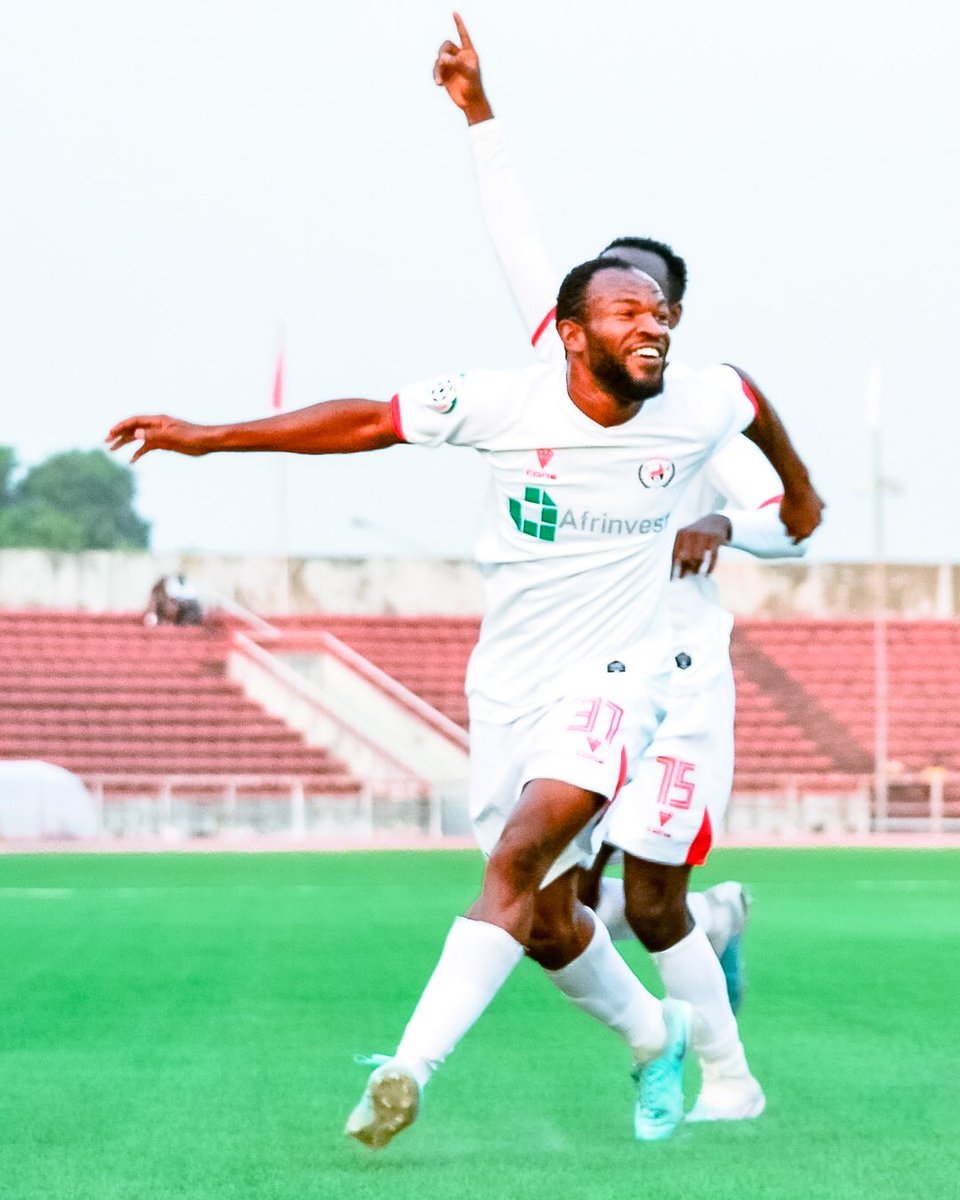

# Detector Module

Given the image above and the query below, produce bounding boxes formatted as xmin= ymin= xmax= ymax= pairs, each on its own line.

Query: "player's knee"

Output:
xmin=526 ymin=913 xmax=580 ymax=970
xmin=624 ymin=885 xmax=689 ymax=952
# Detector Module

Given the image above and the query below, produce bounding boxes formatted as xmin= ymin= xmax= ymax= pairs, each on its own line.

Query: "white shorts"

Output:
xmin=469 ymin=667 xmax=669 ymax=888
xmin=604 ymin=638 xmax=734 ymax=868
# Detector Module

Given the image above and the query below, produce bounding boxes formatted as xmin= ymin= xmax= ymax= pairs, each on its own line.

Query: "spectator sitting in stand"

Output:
xmin=145 ymin=573 xmax=204 ymax=627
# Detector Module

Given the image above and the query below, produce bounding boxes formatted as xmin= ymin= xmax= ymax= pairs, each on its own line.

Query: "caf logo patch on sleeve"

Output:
xmin=426 ymin=378 xmax=459 ymax=414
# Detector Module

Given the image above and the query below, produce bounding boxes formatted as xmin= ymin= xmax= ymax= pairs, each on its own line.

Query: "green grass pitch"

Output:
xmin=0 ymin=848 xmax=957 ymax=1200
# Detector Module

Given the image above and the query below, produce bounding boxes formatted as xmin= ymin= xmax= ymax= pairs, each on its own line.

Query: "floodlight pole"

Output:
xmin=867 ymin=366 xmax=889 ymax=832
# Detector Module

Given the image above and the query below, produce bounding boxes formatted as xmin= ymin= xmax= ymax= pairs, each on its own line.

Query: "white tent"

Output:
xmin=0 ymin=760 xmax=99 ymax=838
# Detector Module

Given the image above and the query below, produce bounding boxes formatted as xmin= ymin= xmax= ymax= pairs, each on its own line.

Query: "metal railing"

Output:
xmin=73 ymin=770 xmax=960 ymax=845
xmin=731 ymin=770 xmax=960 ymax=835
xmin=81 ymin=772 xmax=471 ymax=840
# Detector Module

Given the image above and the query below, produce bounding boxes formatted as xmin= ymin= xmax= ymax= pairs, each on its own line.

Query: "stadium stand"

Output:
xmin=275 ymin=614 xmax=959 ymax=820
xmin=737 ymin=619 xmax=960 ymax=820
xmin=0 ymin=611 xmax=361 ymax=792
xmin=2 ymin=610 xmax=957 ymax=831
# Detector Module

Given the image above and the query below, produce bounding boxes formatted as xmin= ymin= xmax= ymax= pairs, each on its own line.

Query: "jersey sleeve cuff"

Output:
xmin=390 ymin=394 xmax=407 ymax=443
xmin=739 ymin=375 xmax=760 ymax=418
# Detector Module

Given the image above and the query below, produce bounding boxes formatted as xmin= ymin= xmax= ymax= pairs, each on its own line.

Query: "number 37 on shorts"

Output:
xmin=566 ymin=697 xmax=624 ymax=744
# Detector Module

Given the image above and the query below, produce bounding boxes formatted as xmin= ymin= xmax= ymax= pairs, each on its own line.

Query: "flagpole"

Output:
xmin=866 ymin=364 xmax=888 ymax=832
xmin=272 ymin=328 xmax=291 ymax=617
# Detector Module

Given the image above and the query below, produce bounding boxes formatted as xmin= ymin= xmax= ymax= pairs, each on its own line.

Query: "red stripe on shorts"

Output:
xmin=611 ymin=745 xmax=629 ymax=803
xmin=758 ymin=493 xmax=783 ymax=509
xmin=686 ymin=808 xmax=713 ymax=866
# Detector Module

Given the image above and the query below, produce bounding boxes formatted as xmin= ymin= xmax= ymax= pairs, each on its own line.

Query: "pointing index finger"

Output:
xmin=452 ymin=11 xmax=473 ymax=49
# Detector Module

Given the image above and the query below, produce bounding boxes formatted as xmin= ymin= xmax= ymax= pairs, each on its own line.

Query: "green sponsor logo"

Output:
xmin=508 ymin=487 xmax=558 ymax=542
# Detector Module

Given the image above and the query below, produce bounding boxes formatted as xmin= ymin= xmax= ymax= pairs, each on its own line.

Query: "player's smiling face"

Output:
xmin=580 ymin=268 xmax=671 ymax=402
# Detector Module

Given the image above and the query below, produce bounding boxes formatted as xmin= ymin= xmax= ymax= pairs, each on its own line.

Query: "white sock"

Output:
xmin=651 ymin=924 xmax=749 ymax=1077
xmin=686 ymin=890 xmax=714 ymax=937
xmin=545 ymin=913 xmax=666 ymax=1062
xmin=393 ymin=917 xmax=524 ymax=1088
xmin=595 ymin=877 xmax=636 ymax=942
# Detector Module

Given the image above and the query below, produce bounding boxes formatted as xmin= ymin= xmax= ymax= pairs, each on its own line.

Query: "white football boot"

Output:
xmin=686 ymin=1067 xmax=766 ymax=1122
xmin=345 ymin=1057 xmax=421 ymax=1150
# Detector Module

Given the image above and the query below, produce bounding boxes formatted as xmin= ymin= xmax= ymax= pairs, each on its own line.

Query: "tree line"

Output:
xmin=0 ymin=447 xmax=150 ymax=551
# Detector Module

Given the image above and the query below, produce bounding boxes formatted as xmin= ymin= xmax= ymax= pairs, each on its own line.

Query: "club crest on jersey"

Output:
xmin=425 ymin=378 xmax=459 ymax=415
xmin=638 ymin=458 xmax=676 ymax=488
xmin=537 ymin=448 xmax=554 ymax=468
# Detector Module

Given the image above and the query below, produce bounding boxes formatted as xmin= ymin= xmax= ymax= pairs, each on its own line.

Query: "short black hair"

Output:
xmin=555 ymin=256 xmax=643 ymax=324
xmin=600 ymin=236 xmax=688 ymax=304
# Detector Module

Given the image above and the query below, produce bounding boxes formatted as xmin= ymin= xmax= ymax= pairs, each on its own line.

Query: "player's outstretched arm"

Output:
xmin=434 ymin=14 xmax=562 ymax=361
xmin=106 ymin=400 xmax=400 ymax=463
xmin=733 ymin=366 xmax=825 ymax=543
xmin=433 ymin=12 xmax=493 ymax=126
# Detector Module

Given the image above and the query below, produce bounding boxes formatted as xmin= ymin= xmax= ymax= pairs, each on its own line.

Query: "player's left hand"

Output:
xmin=433 ymin=13 xmax=492 ymax=122
xmin=671 ymin=513 xmax=732 ymax=578
xmin=106 ymin=414 xmax=212 ymax=462
xmin=779 ymin=483 xmax=825 ymax=544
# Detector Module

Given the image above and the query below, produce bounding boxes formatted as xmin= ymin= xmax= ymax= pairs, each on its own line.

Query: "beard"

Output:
xmin=589 ymin=344 xmax=666 ymax=406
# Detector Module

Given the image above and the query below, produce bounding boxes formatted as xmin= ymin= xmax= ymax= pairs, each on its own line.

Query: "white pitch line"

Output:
xmin=0 ymin=887 xmax=76 ymax=898
xmin=850 ymin=879 xmax=960 ymax=891
xmin=0 ymin=884 xmax=332 ymax=899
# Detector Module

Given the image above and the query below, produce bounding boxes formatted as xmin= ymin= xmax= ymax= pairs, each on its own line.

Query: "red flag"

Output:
xmin=271 ymin=351 xmax=284 ymax=412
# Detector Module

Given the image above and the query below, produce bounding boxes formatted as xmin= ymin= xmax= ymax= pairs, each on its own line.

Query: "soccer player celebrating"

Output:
xmin=433 ymin=13 xmax=824 ymax=1123
xmin=108 ymin=257 xmax=820 ymax=1148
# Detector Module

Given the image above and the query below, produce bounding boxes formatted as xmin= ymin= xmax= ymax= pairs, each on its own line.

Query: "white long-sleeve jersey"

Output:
xmin=467 ymin=118 xmax=807 ymax=655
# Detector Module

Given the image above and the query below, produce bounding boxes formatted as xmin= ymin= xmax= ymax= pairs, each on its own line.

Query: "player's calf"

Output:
xmin=622 ymin=858 xmax=693 ymax=952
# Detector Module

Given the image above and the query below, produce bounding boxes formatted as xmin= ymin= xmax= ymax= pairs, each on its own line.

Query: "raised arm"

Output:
xmin=106 ymin=400 xmax=400 ymax=463
xmin=434 ymin=13 xmax=561 ymax=361
xmin=734 ymin=367 xmax=825 ymax=543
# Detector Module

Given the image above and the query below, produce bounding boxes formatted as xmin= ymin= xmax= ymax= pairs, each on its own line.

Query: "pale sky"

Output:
xmin=1 ymin=0 xmax=956 ymax=562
